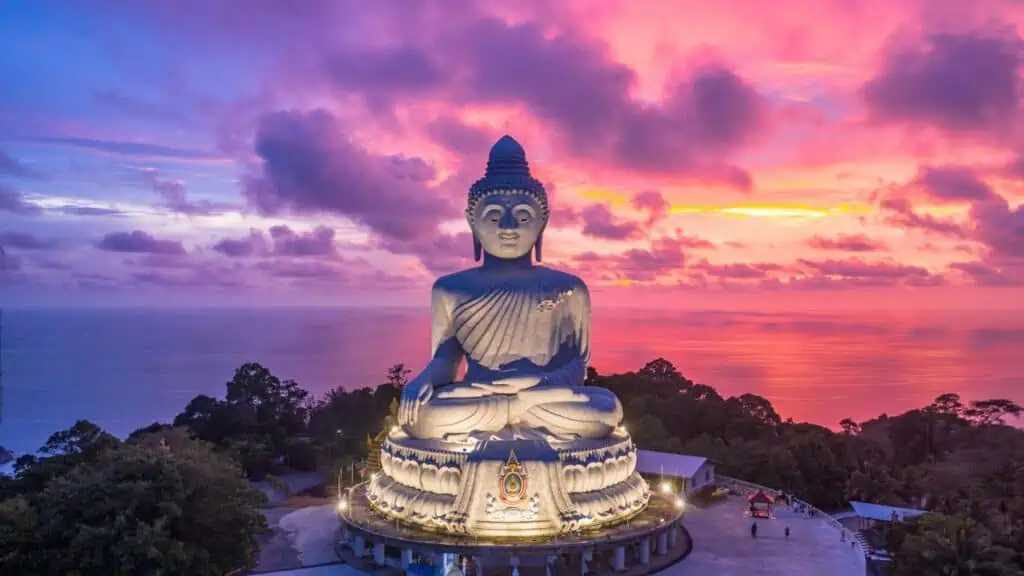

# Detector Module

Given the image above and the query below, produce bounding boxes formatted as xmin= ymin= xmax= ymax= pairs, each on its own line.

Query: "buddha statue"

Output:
xmin=397 ymin=135 xmax=623 ymax=441
xmin=368 ymin=136 xmax=649 ymax=536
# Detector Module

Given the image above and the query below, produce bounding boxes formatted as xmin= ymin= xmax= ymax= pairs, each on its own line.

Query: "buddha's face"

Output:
xmin=469 ymin=193 xmax=546 ymax=260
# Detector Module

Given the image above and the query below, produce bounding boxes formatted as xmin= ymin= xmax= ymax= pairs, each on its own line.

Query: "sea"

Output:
xmin=1 ymin=307 xmax=1022 ymax=459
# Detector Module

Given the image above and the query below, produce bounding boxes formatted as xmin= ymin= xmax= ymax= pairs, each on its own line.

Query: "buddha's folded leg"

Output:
xmin=407 ymin=394 xmax=512 ymax=439
xmin=516 ymin=386 xmax=623 ymax=439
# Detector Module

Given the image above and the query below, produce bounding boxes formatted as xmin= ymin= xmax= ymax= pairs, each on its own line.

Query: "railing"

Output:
xmin=716 ymin=475 xmax=868 ymax=573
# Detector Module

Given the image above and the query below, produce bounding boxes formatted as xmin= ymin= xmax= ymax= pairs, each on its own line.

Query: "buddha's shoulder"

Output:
xmin=432 ymin=269 xmax=480 ymax=294
xmin=431 ymin=266 xmax=588 ymax=294
xmin=534 ymin=266 xmax=588 ymax=292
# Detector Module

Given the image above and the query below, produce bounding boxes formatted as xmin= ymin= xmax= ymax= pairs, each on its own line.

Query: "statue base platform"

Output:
xmin=341 ymin=484 xmax=690 ymax=574
xmin=367 ymin=427 xmax=650 ymax=538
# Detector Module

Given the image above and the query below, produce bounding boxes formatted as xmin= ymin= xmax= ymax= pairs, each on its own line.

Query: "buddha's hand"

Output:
xmin=469 ymin=375 xmax=542 ymax=395
xmin=399 ymin=377 xmax=433 ymax=427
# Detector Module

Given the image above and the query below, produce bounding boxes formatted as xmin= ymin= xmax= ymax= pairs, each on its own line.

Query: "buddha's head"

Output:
xmin=466 ymin=135 xmax=549 ymax=262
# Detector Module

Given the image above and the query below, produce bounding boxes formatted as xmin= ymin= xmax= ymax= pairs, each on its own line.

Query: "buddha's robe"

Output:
xmin=403 ymin=266 xmax=622 ymax=440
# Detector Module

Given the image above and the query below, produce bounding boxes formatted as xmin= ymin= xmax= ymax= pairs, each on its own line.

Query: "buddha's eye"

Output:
xmin=482 ymin=207 xmax=502 ymax=223
xmin=512 ymin=204 xmax=536 ymax=224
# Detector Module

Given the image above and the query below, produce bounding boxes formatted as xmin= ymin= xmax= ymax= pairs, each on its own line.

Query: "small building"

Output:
xmin=835 ymin=501 xmax=929 ymax=532
xmin=747 ymin=491 xmax=774 ymax=519
xmin=635 ymin=450 xmax=716 ymax=496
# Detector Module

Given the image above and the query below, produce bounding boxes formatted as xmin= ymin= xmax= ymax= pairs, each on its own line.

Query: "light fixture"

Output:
xmin=337 ymin=500 xmax=348 ymax=512
xmin=660 ymin=481 xmax=672 ymax=494
xmin=674 ymin=498 xmax=684 ymax=509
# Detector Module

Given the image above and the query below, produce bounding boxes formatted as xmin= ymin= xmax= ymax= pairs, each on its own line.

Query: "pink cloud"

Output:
xmin=806 ymin=233 xmax=888 ymax=252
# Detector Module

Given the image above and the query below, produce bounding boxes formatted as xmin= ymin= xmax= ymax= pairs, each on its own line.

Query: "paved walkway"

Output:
xmin=252 ymin=471 xmax=326 ymax=506
xmin=256 ymin=504 xmax=342 ymax=572
xmin=664 ymin=496 xmax=864 ymax=576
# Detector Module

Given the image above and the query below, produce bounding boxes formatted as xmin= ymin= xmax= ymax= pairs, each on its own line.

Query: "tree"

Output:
xmin=37 ymin=419 xmax=119 ymax=457
xmin=839 ymin=418 xmax=862 ymax=435
xmin=386 ymin=363 xmax=411 ymax=389
xmin=735 ymin=393 xmax=782 ymax=427
xmin=637 ymin=358 xmax=692 ymax=393
xmin=931 ymin=393 xmax=965 ymax=418
xmin=0 ymin=428 xmax=268 ymax=575
xmin=887 ymin=514 xmax=1019 ymax=576
xmin=8 ymin=420 xmax=122 ymax=496
xmin=964 ymin=399 xmax=1022 ymax=426
xmin=223 ymin=362 xmax=310 ymax=446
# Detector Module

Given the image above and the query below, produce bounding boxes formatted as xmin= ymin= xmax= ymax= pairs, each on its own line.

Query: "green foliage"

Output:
xmin=886 ymin=514 xmax=1019 ymax=576
xmin=53 ymin=358 xmax=1017 ymax=574
xmin=171 ymin=362 xmax=313 ymax=477
xmin=0 ymin=423 xmax=267 ymax=576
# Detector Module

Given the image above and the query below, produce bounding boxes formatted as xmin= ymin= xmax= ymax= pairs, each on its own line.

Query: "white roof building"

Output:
xmin=635 ymin=450 xmax=716 ymax=495
xmin=847 ymin=501 xmax=928 ymax=522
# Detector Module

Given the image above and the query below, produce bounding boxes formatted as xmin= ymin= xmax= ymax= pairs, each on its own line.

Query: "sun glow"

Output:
xmin=670 ymin=203 xmax=871 ymax=219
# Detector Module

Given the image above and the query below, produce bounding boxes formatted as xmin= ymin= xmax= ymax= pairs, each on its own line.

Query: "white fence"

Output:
xmin=716 ymin=475 xmax=868 ymax=573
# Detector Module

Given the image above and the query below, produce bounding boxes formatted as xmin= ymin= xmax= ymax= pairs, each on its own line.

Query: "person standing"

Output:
xmin=785 ymin=525 xmax=790 ymax=539
xmin=751 ymin=521 xmax=758 ymax=538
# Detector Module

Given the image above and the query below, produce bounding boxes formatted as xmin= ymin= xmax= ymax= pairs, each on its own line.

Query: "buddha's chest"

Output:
xmin=450 ymin=283 xmax=577 ymax=363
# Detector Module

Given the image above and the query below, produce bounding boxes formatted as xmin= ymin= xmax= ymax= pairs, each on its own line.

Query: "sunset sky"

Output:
xmin=0 ymin=0 xmax=1022 ymax=310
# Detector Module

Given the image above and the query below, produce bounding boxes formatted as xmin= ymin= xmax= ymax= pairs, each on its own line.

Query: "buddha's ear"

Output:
xmin=534 ymin=231 xmax=543 ymax=262
xmin=473 ymin=234 xmax=482 ymax=262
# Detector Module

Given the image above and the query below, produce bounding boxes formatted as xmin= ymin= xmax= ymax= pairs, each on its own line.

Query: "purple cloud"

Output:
xmin=243 ymin=109 xmax=456 ymax=244
xmin=35 ymin=137 xmax=219 ymax=160
xmin=384 ymin=231 xmax=473 ymax=275
xmin=862 ymin=29 xmax=1022 ymax=134
xmin=0 ymin=183 xmax=42 ymax=215
xmin=142 ymin=168 xmax=237 ymax=216
xmin=0 ymin=150 xmax=41 ymax=178
xmin=324 ymin=44 xmax=445 ymax=103
xmin=97 ymin=230 xmax=187 ymax=255
xmin=579 ymin=204 xmax=643 ymax=241
xmin=949 ymin=261 xmax=1021 ymax=286
xmin=0 ymin=253 xmax=23 ymax=272
xmin=913 ymin=166 xmax=998 ymax=203
xmin=268 ymin=225 xmax=337 ymax=257
xmin=807 ymin=233 xmax=888 ymax=252
xmin=308 ymin=17 xmax=762 ymax=187
xmin=448 ymin=20 xmax=765 ymax=183
xmin=1006 ymin=155 xmax=1024 ymax=179
xmin=573 ymin=236 xmax=687 ymax=282
xmin=881 ymin=166 xmax=1023 ymax=261
xmin=132 ymin=263 xmax=245 ymax=289
xmin=631 ymin=190 xmax=670 ymax=226
xmin=426 ymin=116 xmax=494 ymax=156
xmin=213 ymin=225 xmax=340 ymax=259
xmin=969 ymin=197 xmax=1024 ymax=259
xmin=879 ymin=195 xmax=967 ymax=238
xmin=52 ymin=205 xmax=125 ymax=217
xmin=0 ymin=231 xmax=59 ymax=250
xmin=796 ymin=258 xmax=932 ymax=280
xmin=692 ymin=260 xmax=782 ymax=279
xmin=255 ymin=259 xmax=348 ymax=282
xmin=213 ymin=230 xmax=265 ymax=258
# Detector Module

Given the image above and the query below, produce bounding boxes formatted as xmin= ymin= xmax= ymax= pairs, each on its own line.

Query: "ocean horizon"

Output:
xmin=1 ymin=306 xmax=1022 ymax=457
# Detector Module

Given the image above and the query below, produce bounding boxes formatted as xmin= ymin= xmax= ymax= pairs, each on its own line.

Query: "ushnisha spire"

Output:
xmin=467 ymin=135 xmax=549 ymax=219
